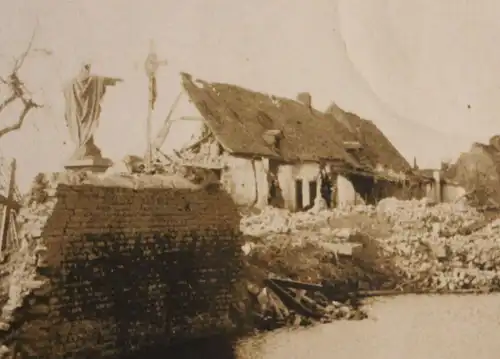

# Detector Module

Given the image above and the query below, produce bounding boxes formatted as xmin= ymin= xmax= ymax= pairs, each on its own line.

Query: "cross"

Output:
xmin=144 ymin=40 xmax=168 ymax=79
xmin=144 ymin=39 xmax=168 ymax=172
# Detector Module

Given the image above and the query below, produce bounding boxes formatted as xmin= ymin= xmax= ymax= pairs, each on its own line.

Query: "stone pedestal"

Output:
xmin=64 ymin=137 xmax=113 ymax=173
xmin=64 ymin=156 xmax=113 ymax=173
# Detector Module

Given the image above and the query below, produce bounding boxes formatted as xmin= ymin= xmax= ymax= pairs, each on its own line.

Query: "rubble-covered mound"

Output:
xmin=446 ymin=138 xmax=500 ymax=207
xmin=239 ymin=198 xmax=500 ymax=330
xmin=375 ymin=198 xmax=500 ymax=291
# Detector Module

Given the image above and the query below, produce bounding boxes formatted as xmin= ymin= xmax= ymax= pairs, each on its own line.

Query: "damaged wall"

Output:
xmin=3 ymin=173 xmax=243 ymax=359
xmin=220 ymin=155 xmax=413 ymax=210
xmin=337 ymin=174 xmax=358 ymax=206
xmin=277 ymin=162 xmax=320 ymax=210
xmin=221 ymin=156 xmax=268 ymax=208
xmin=277 ymin=163 xmax=364 ymax=210
xmin=220 ymin=159 xmax=322 ymax=211
xmin=441 ymin=182 xmax=466 ymax=203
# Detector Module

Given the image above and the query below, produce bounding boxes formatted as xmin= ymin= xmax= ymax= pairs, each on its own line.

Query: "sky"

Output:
xmin=1 ymin=0 xmax=500 ymax=192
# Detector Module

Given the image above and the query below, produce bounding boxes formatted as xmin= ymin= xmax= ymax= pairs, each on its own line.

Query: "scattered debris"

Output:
xmin=239 ymin=197 xmax=500 ymax=331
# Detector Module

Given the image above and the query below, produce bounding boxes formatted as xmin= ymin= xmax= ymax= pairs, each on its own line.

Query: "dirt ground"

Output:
xmin=236 ymin=294 xmax=500 ymax=359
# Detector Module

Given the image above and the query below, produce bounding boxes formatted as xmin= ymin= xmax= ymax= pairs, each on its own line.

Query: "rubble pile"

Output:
xmin=240 ymin=206 xmax=386 ymax=330
xmin=239 ymin=198 xmax=500 ymax=330
xmin=375 ymin=197 xmax=500 ymax=291
xmin=240 ymin=204 xmax=373 ymax=238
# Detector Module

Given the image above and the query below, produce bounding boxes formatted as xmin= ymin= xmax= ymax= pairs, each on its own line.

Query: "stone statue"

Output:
xmin=63 ymin=63 xmax=123 ymax=171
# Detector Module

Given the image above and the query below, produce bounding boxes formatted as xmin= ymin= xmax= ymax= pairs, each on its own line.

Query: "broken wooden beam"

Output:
xmin=267 ymin=277 xmax=323 ymax=292
xmin=264 ymin=279 xmax=323 ymax=319
xmin=0 ymin=195 xmax=20 ymax=212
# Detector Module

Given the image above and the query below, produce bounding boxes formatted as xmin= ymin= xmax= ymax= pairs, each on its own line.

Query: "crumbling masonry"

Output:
xmin=0 ymin=173 xmax=244 ymax=358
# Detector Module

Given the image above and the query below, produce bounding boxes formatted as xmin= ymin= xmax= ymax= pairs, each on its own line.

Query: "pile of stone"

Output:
xmin=239 ymin=204 xmax=367 ymax=238
xmin=240 ymin=197 xmax=500 ymax=330
xmin=373 ymin=197 xmax=500 ymax=291
xmin=240 ymin=206 xmax=377 ymax=330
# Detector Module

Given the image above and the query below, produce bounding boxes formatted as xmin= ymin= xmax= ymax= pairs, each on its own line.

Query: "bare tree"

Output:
xmin=0 ymin=27 xmax=44 ymax=139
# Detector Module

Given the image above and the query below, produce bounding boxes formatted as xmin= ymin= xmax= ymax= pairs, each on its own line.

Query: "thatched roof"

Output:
xmin=325 ymin=103 xmax=411 ymax=173
xmin=181 ymin=72 xmax=410 ymax=174
xmin=181 ymin=73 xmax=360 ymax=166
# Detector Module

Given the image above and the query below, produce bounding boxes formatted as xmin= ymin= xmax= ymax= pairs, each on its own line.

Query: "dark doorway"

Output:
xmin=348 ymin=174 xmax=376 ymax=205
xmin=309 ymin=181 xmax=317 ymax=206
xmin=267 ymin=160 xmax=284 ymax=208
xmin=295 ymin=179 xmax=303 ymax=210
xmin=320 ymin=173 xmax=334 ymax=208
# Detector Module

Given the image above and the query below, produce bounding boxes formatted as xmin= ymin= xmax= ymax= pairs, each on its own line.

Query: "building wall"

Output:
xmin=278 ymin=162 xmax=321 ymax=210
xmin=292 ymin=162 xmax=322 ymax=209
xmin=441 ymin=183 xmax=466 ymax=202
xmin=426 ymin=180 xmax=466 ymax=203
xmin=276 ymin=164 xmax=294 ymax=210
xmin=337 ymin=174 xmax=359 ymax=206
xmin=425 ymin=182 xmax=434 ymax=201
xmin=277 ymin=163 xmax=365 ymax=210
xmin=221 ymin=158 xmax=323 ymax=211
xmin=5 ymin=174 xmax=243 ymax=359
xmin=219 ymin=156 xmax=366 ymax=211
xmin=220 ymin=156 xmax=268 ymax=208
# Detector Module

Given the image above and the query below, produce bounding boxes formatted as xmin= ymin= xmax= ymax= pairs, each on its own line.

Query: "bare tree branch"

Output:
xmin=0 ymin=95 xmax=16 ymax=113
xmin=32 ymin=48 xmax=53 ymax=56
xmin=0 ymin=22 xmax=43 ymax=140
xmin=12 ymin=21 xmax=38 ymax=73
xmin=0 ymin=100 xmax=38 ymax=138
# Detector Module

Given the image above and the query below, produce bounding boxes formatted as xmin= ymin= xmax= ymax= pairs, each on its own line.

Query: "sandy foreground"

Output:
xmin=236 ymin=294 xmax=500 ymax=359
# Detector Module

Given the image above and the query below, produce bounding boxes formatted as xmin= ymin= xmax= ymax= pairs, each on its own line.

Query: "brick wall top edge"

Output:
xmin=37 ymin=172 xmax=206 ymax=190
xmin=30 ymin=172 xmax=240 ymax=214
xmin=54 ymin=183 xmax=237 ymax=202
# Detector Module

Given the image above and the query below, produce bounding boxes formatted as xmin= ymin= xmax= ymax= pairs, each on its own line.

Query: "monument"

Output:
xmin=63 ymin=63 xmax=122 ymax=172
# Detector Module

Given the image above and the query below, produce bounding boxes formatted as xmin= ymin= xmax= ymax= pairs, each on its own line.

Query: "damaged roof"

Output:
xmin=181 ymin=72 xmax=358 ymax=165
xmin=181 ymin=72 xmax=410 ymax=173
xmin=325 ymin=104 xmax=411 ymax=173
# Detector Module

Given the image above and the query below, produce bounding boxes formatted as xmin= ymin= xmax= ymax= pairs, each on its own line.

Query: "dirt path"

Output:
xmin=237 ymin=294 xmax=500 ymax=359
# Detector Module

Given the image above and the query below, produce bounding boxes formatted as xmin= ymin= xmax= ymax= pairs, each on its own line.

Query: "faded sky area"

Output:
xmin=1 ymin=0 xmax=499 ymax=192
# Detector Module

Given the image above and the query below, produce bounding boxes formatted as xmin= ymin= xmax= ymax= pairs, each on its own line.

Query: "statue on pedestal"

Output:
xmin=63 ymin=63 xmax=123 ymax=172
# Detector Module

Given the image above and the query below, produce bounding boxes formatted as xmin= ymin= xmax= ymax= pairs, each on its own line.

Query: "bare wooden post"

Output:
xmin=144 ymin=40 xmax=168 ymax=172
xmin=146 ymin=103 xmax=153 ymax=172
xmin=150 ymin=91 xmax=183 ymax=154
xmin=0 ymin=158 xmax=16 ymax=259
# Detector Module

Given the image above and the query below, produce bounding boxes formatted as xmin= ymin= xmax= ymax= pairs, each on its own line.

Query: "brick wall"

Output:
xmin=1 ymin=173 xmax=244 ymax=358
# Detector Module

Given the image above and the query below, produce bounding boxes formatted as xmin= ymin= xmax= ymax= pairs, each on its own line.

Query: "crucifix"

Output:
xmin=144 ymin=39 xmax=168 ymax=172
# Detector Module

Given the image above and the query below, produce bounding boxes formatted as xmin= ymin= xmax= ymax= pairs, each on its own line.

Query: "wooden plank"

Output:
xmin=151 ymin=91 xmax=183 ymax=151
xmin=145 ymin=105 xmax=153 ymax=171
xmin=0 ymin=159 xmax=16 ymax=258
xmin=180 ymin=162 xmax=224 ymax=170
xmin=264 ymin=279 xmax=323 ymax=319
xmin=0 ymin=194 xmax=20 ymax=211
xmin=9 ymin=212 xmax=19 ymax=248
xmin=267 ymin=277 xmax=323 ymax=292
xmin=355 ymin=287 xmax=492 ymax=298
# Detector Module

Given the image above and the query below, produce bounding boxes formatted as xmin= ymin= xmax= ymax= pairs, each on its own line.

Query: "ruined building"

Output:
xmin=158 ymin=73 xmax=425 ymax=211
xmin=442 ymin=135 xmax=500 ymax=207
